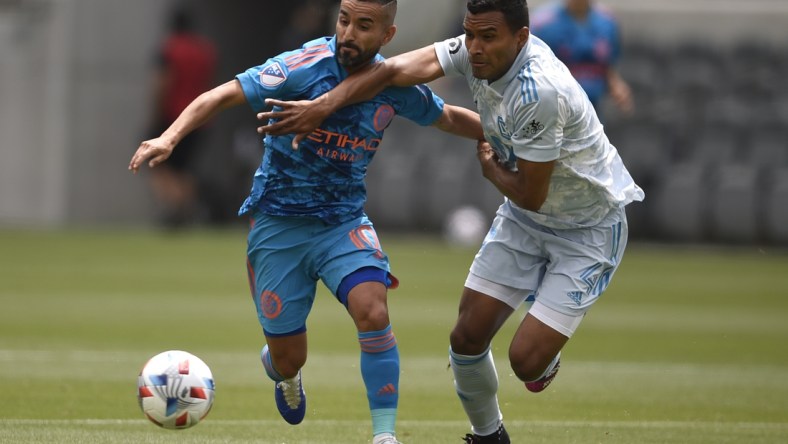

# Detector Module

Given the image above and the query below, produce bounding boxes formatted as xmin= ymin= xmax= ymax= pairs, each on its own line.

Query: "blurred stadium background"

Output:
xmin=2 ymin=2 xmax=788 ymax=442
xmin=2 ymin=0 xmax=788 ymax=245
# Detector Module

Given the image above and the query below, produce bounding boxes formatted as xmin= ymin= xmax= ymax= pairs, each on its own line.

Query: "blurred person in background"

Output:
xmin=255 ymin=0 xmax=644 ymax=442
xmin=129 ymin=1 xmax=483 ymax=442
xmin=531 ymin=0 xmax=633 ymax=117
xmin=278 ymin=0 xmax=337 ymax=51
xmin=146 ymin=6 xmax=217 ymax=228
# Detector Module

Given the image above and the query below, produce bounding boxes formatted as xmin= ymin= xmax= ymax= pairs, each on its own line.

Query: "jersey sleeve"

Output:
xmin=235 ymin=58 xmax=312 ymax=112
xmin=390 ymin=84 xmax=445 ymax=126
xmin=434 ymin=34 xmax=469 ymax=77
xmin=510 ymin=80 xmax=564 ymax=162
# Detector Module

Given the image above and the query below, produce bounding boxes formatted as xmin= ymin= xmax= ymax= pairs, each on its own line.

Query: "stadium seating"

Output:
xmin=708 ymin=164 xmax=760 ymax=243
xmin=370 ymin=38 xmax=788 ymax=246
xmin=649 ymin=163 xmax=708 ymax=242
xmin=763 ymin=167 xmax=788 ymax=244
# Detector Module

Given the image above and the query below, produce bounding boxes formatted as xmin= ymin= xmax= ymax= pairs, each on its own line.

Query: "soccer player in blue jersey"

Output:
xmin=531 ymin=0 xmax=633 ymax=116
xmin=255 ymin=1 xmax=644 ymax=442
xmin=128 ymin=1 xmax=483 ymax=443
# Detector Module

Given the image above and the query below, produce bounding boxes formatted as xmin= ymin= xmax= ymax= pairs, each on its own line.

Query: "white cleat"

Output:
xmin=372 ymin=433 xmax=403 ymax=444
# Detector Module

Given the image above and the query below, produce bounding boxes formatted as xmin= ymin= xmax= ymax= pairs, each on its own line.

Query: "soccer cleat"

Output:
xmin=372 ymin=433 xmax=403 ymax=444
xmin=524 ymin=358 xmax=561 ymax=393
xmin=274 ymin=370 xmax=306 ymax=425
xmin=462 ymin=424 xmax=510 ymax=443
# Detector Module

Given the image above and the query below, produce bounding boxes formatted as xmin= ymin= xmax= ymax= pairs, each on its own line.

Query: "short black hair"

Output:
xmin=466 ymin=0 xmax=529 ymax=31
xmin=355 ymin=0 xmax=398 ymax=26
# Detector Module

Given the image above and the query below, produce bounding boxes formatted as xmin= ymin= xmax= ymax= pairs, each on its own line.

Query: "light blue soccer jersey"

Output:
xmin=236 ymin=36 xmax=445 ymax=224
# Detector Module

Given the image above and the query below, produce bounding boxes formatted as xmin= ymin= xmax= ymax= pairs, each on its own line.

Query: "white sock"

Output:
xmin=449 ymin=347 xmax=502 ymax=436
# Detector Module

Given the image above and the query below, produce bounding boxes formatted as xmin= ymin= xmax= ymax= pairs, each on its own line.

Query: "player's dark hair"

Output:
xmin=356 ymin=0 xmax=398 ymax=25
xmin=466 ymin=0 xmax=529 ymax=31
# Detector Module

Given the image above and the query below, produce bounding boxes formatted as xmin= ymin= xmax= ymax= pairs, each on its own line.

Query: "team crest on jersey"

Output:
xmin=260 ymin=62 xmax=286 ymax=87
xmin=497 ymin=116 xmax=512 ymax=140
xmin=373 ymin=104 xmax=395 ymax=131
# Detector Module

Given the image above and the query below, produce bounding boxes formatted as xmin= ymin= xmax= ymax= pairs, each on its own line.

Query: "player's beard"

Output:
xmin=337 ymin=42 xmax=378 ymax=71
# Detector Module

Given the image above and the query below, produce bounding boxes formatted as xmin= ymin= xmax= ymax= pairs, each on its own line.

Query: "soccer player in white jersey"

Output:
xmin=256 ymin=1 xmax=644 ymax=442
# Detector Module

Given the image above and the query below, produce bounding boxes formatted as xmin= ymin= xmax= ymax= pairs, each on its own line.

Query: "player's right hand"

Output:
xmin=128 ymin=137 xmax=174 ymax=174
xmin=257 ymin=97 xmax=331 ymax=150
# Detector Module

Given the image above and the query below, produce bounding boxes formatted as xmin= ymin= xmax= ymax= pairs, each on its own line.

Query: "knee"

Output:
xmin=449 ymin=324 xmax=489 ymax=356
xmin=354 ymin=301 xmax=390 ymax=332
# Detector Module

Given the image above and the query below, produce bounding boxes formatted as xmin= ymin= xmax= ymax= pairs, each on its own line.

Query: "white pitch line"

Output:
xmin=0 ymin=419 xmax=786 ymax=431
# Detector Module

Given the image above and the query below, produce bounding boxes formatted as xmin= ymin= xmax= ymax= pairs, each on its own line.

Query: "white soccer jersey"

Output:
xmin=435 ymin=35 xmax=644 ymax=229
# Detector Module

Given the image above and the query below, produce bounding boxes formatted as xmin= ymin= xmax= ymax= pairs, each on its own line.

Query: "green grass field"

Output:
xmin=1 ymin=229 xmax=787 ymax=443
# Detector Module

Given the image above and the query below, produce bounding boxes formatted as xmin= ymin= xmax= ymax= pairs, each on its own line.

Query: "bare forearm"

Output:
xmin=483 ymin=164 xmax=540 ymax=210
xmin=477 ymin=150 xmax=551 ymax=212
xmin=433 ymin=105 xmax=484 ymax=140
xmin=162 ymin=80 xmax=245 ymax=146
xmin=320 ymin=45 xmax=445 ymax=115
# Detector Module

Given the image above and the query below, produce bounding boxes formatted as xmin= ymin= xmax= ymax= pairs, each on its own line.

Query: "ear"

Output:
xmin=381 ymin=24 xmax=397 ymax=47
xmin=516 ymin=27 xmax=530 ymax=51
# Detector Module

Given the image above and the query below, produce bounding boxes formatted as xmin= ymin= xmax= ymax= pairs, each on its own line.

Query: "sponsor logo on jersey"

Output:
xmin=524 ymin=119 xmax=545 ymax=138
xmin=306 ymin=128 xmax=382 ymax=163
xmin=260 ymin=62 xmax=286 ymax=87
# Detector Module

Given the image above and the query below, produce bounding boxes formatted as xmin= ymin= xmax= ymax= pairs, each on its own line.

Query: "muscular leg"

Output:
xmin=347 ymin=281 xmax=391 ymax=332
xmin=450 ymin=287 xmax=514 ymax=354
xmin=346 ymin=280 xmax=399 ymax=439
xmin=449 ymin=286 xmax=515 ymax=437
xmin=509 ymin=312 xmax=568 ymax=382
xmin=261 ymin=332 xmax=308 ymax=425
xmin=263 ymin=333 xmax=307 ymax=379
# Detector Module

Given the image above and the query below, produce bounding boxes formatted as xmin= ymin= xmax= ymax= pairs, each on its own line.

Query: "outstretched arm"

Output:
xmin=433 ymin=104 xmax=484 ymax=141
xmin=129 ymin=80 xmax=246 ymax=173
xmin=256 ymin=44 xmax=446 ymax=144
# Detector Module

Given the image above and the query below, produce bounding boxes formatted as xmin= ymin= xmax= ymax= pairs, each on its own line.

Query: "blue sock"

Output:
xmin=359 ymin=325 xmax=399 ymax=436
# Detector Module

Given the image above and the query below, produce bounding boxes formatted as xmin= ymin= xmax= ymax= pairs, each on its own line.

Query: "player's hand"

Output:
xmin=608 ymin=73 xmax=634 ymax=115
xmin=128 ymin=137 xmax=175 ymax=174
xmin=257 ymin=97 xmax=331 ymax=150
xmin=476 ymin=140 xmax=498 ymax=178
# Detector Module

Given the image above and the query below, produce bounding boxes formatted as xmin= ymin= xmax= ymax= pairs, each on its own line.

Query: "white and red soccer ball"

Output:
xmin=137 ymin=350 xmax=215 ymax=429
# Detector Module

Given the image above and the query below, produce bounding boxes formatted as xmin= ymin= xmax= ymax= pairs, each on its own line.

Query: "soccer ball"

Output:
xmin=137 ymin=350 xmax=215 ymax=429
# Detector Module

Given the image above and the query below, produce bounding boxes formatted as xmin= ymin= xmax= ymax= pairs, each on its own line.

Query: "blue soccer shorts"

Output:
xmin=245 ymin=212 xmax=397 ymax=337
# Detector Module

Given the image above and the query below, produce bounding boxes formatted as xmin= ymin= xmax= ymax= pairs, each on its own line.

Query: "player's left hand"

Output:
xmin=257 ymin=97 xmax=332 ymax=150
